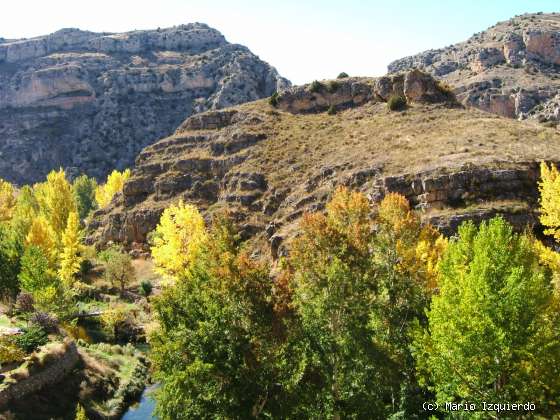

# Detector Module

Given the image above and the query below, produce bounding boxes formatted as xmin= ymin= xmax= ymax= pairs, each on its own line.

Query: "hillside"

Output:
xmin=88 ymin=70 xmax=560 ymax=257
xmin=0 ymin=24 xmax=289 ymax=184
xmin=388 ymin=13 xmax=560 ymax=124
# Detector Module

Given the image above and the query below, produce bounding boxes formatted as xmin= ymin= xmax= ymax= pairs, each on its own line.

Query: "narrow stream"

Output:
xmin=121 ymin=383 xmax=159 ymax=419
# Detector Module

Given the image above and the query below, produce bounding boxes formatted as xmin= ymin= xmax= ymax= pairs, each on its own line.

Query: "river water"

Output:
xmin=121 ymin=383 xmax=159 ymax=419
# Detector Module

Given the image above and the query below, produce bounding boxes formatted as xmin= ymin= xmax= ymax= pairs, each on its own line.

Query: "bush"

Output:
xmin=327 ymin=105 xmax=337 ymax=115
xmin=80 ymin=258 xmax=94 ymax=277
xmin=14 ymin=326 xmax=48 ymax=353
xmin=268 ymin=92 xmax=279 ymax=107
xmin=337 ymin=72 xmax=349 ymax=79
xmin=15 ymin=292 xmax=34 ymax=314
xmin=101 ymin=304 xmax=136 ymax=342
xmin=387 ymin=95 xmax=407 ymax=111
xmin=309 ymin=80 xmax=324 ymax=93
xmin=0 ymin=336 xmax=26 ymax=365
xmin=435 ymin=81 xmax=455 ymax=99
xmin=29 ymin=311 xmax=58 ymax=333
xmin=326 ymin=81 xmax=339 ymax=94
xmin=139 ymin=280 xmax=153 ymax=297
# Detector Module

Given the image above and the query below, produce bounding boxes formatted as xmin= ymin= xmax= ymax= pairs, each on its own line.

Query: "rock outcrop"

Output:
xmin=388 ymin=13 xmax=560 ymax=125
xmin=88 ymin=71 xmax=560 ymax=256
xmin=0 ymin=24 xmax=289 ymax=184
xmin=273 ymin=70 xmax=453 ymax=114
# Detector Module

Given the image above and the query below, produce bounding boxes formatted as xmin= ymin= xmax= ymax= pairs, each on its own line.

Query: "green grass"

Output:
xmin=0 ymin=314 xmax=13 ymax=328
xmin=0 ymin=314 xmax=25 ymax=328
xmin=80 ymin=342 xmax=148 ymax=417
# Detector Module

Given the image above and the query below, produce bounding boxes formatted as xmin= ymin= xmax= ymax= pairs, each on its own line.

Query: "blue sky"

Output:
xmin=2 ymin=1 xmax=558 ymax=84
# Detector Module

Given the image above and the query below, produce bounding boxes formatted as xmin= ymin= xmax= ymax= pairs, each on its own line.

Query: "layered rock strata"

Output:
xmin=88 ymin=71 xmax=560 ymax=256
xmin=0 ymin=24 xmax=289 ymax=183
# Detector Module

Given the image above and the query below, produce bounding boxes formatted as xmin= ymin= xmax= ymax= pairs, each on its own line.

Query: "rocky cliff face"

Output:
xmin=388 ymin=13 xmax=560 ymax=125
xmin=88 ymin=71 xmax=560 ymax=257
xmin=0 ymin=24 xmax=289 ymax=184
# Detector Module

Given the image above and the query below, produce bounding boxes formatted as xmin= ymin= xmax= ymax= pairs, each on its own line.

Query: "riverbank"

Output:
xmin=1 ymin=340 xmax=149 ymax=420
xmin=122 ymin=383 xmax=159 ymax=419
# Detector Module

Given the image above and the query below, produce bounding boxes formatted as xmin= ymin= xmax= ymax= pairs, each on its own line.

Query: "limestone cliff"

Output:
xmin=0 ymin=24 xmax=289 ymax=184
xmin=388 ymin=13 xmax=560 ymax=125
xmin=88 ymin=71 xmax=560 ymax=257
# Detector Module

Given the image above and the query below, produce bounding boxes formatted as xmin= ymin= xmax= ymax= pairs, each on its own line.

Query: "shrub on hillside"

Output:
xmin=268 ymin=92 xmax=279 ymax=107
xmin=0 ymin=336 xmax=26 ymax=365
xmin=435 ymin=81 xmax=455 ymax=100
xmin=14 ymin=325 xmax=48 ymax=353
xmin=387 ymin=95 xmax=407 ymax=111
xmin=337 ymin=72 xmax=349 ymax=79
xmin=29 ymin=311 xmax=58 ymax=333
xmin=80 ymin=258 xmax=94 ymax=277
xmin=15 ymin=292 xmax=35 ymax=314
xmin=139 ymin=280 xmax=153 ymax=297
xmin=326 ymin=81 xmax=339 ymax=93
xmin=309 ymin=80 xmax=324 ymax=93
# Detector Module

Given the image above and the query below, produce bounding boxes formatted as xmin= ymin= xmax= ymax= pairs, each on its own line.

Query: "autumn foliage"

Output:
xmin=95 ymin=169 xmax=131 ymax=208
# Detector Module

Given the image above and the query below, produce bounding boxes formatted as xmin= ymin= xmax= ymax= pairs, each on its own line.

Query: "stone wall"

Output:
xmin=0 ymin=340 xmax=80 ymax=409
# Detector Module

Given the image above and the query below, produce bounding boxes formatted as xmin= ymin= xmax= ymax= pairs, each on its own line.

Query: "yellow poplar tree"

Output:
xmin=9 ymin=185 xmax=39 ymax=242
xmin=59 ymin=212 xmax=83 ymax=287
xmin=537 ymin=162 xmax=560 ymax=294
xmin=26 ymin=215 xmax=57 ymax=266
xmin=539 ymin=161 xmax=560 ymax=241
xmin=151 ymin=200 xmax=208 ymax=281
xmin=75 ymin=403 xmax=88 ymax=420
xmin=35 ymin=169 xmax=77 ymax=239
xmin=377 ymin=193 xmax=447 ymax=291
xmin=0 ymin=178 xmax=16 ymax=222
xmin=95 ymin=169 xmax=131 ymax=208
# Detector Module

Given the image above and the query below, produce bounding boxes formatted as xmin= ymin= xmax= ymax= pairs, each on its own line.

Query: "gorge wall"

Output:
xmin=0 ymin=24 xmax=289 ymax=184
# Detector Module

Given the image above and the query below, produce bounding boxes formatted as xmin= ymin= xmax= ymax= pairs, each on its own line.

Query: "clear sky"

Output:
xmin=1 ymin=1 xmax=558 ymax=84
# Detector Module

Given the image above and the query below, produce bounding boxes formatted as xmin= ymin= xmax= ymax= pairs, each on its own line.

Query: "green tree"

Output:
xmin=72 ymin=174 xmax=98 ymax=221
xmin=150 ymin=214 xmax=296 ymax=419
xmin=149 ymin=192 xmax=443 ymax=419
xmin=99 ymin=246 xmax=135 ymax=294
xmin=0 ymin=225 xmax=22 ymax=300
xmin=412 ymin=217 xmax=560 ymax=416
xmin=18 ymin=246 xmax=57 ymax=294
xmin=288 ymin=188 xmax=439 ymax=418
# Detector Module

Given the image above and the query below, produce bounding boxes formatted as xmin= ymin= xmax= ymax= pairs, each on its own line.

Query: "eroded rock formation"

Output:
xmin=0 ymin=24 xmax=289 ymax=184
xmin=388 ymin=13 xmax=560 ymax=125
